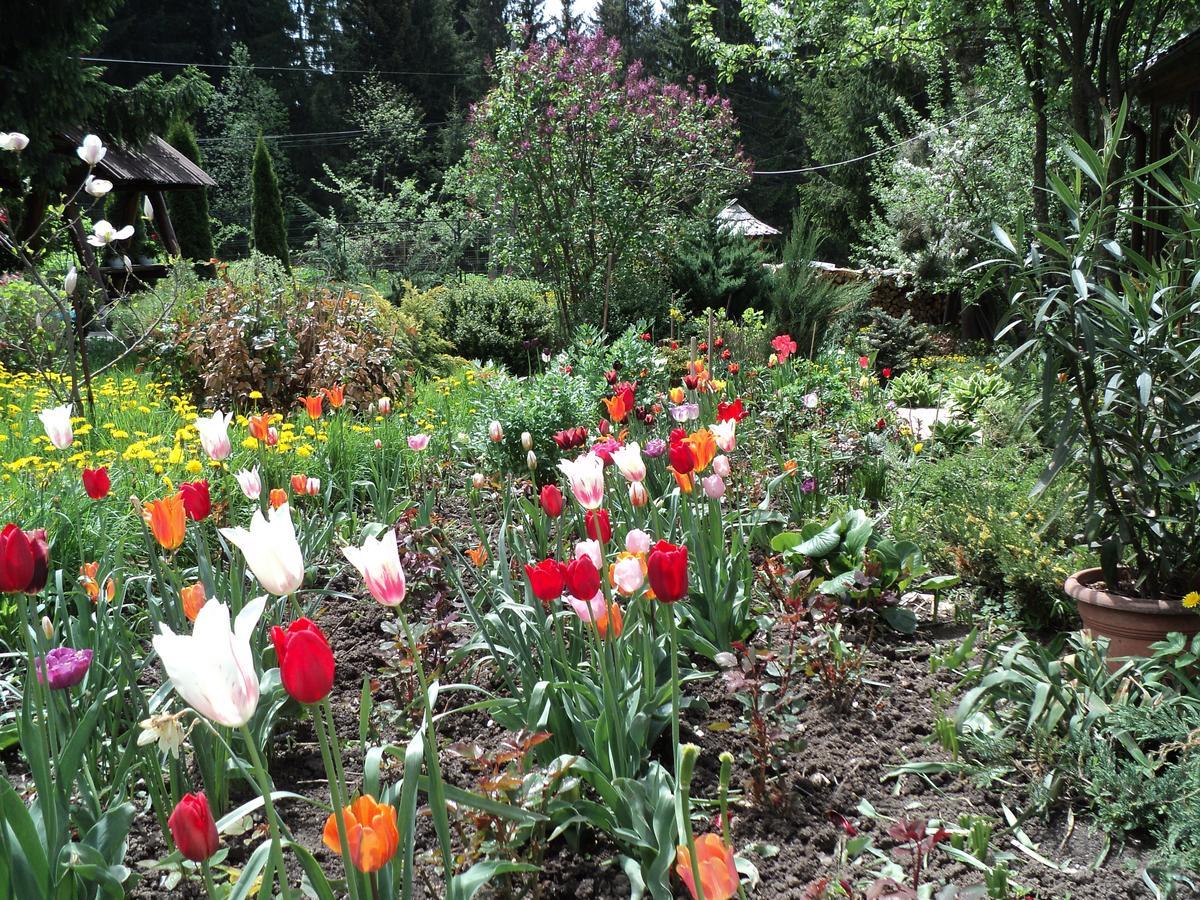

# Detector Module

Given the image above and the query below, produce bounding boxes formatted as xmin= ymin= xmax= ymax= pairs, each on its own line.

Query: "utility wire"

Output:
xmin=78 ymin=55 xmax=476 ymax=78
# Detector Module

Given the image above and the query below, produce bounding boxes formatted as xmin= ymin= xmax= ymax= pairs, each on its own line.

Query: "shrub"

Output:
xmin=862 ymin=309 xmax=936 ymax=373
xmin=762 ymin=358 xmax=855 ymax=432
xmin=887 ymin=369 xmax=940 ymax=407
xmin=946 ymin=371 xmax=1010 ymax=420
xmin=0 ymin=274 xmax=58 ymax=371
xmin=670 ymin=219 xmax=772 ymax=318
xmin=251 ymin=133 xmax=289 ymax=271
xmin=437 ymin=276 xmax=558 ymax=374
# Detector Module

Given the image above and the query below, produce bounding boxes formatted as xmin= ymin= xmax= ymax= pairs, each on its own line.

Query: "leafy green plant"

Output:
xmin=437 ymin=276 xmax=559 ymax=374
xmin=930 ymin=419 xmax=979 ymax=455
xmin=862 ymin=309 xmax=936 ymax=374
xmin=947 ymin=371 xmax=1010 ymax=420
xmin=888 ymin=369 xmax=940 ymax=407
xmin=670 ymin=218 xmax=772 ymax=317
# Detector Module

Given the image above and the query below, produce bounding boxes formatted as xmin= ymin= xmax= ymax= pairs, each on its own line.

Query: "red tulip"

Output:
xmin=525 ymin=559 xmax=567 ymax=602
xmin=0 ymin=525 xmax=48 ymax=594
xmin=564 ymin=555 xmax=601 ymax=601
xmin=668 ymin=441 xmax=696 ymax=476
xmin=585 ymin=509 xmax=612 ymax=544
xmin=271 ymin=618 xmax=335 ymax=704
xmin=82 ymin=466 xmax=110 ymax=499
xmin=859 ymin=356 xmax=870 ymax=369
xmin=647 ymin=540 xmax=688 ymax=603
xmin=540 ymin=484 xmax=565 ymax=518
xmin=169 ymin=792 xmax=220 ymax=862
xmin=716 ymin=399 xmax=747 ymax=423
xmin=180 ymin=480 xmax=211 ymax=521
xmin=882 ymin=367 xmax=892 ymax=379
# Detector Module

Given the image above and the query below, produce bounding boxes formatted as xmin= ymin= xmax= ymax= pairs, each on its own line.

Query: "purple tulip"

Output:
xmin=800 ymin=476 xmax=817 ymax=495
xmin=35 ymin=647 xmax=93 ymax=690
xmin=643 ymin=438 xmax=667 ymax=459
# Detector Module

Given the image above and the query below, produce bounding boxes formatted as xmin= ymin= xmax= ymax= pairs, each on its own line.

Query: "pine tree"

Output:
xmin=164 ymin=119 xmax=215 ymax=263
xmin=251 ymin=133 xmax=290 ymax=270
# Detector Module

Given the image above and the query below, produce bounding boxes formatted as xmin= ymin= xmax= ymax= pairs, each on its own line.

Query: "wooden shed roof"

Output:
xmin=60 ymin=128 xmax=215 ymax=191
xmin=1132 ymin=29 xmax=1200 ymax=105
xmin=715 ymin=199 xmax=781 ymax=237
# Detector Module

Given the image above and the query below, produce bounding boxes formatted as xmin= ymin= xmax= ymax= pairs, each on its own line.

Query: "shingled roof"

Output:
xmin=715 ymin=199 xmax=781 ymax=237
xmin=60 ymin=128 xmax=215 ymax=191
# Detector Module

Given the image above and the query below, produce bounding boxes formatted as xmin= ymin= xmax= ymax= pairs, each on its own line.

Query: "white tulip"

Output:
xmin=143 ymin=196 xmax=154 ymax=220
xmin=152 ymin=596 xmax=266 ymax=727
xmin=0 ymin=132 xmax=30 ymax=152
xmin=194 ymin=410 xmax=233 ymax=461
xmin=84 ymin=176 xmax=113 ymax=198
xmin=234 ymin=467 xmax=262 ymax=500
xmin=86 ymin=219 xmax=135 ymax=248
xmin=610 ymin=442 xmax=646 ymax=483
xmin=343 ymin=529 xmax=407 ymax=607
xmin=38 ymin=404 xmax=74 ymax=450
xmin=76 ymin=133 xmax=107 ymax=166
xmin=219 ymin=504 xmax=305 ymax=596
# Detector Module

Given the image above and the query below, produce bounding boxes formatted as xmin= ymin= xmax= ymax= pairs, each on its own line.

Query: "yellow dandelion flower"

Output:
xmin=1183 ymin=591 xmax=1200 ymax=609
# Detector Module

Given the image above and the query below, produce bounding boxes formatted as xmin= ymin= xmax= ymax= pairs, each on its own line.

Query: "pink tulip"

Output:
xmin=557 ymin=453 xmax=605 ymax=510
xmin=625 ymin=528 xmax=652 ymax=555
xmin=343 ymin=529 xmax=407 ymax=606
xmin=712 ymin=455 xmax=731 ymax=478
xmin=408 ymin=433 xmax=430 ymax=451
xmin=702 ymin=474 xmax=726 ymax=499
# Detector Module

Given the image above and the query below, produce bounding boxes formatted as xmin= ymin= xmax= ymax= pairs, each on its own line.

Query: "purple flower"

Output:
xmin=36 ymin=647 xmax=93 ymax=690
xmin=643 ymin=438 xmax=667 ymax=458
xmin=800 ymin=476 xmax=817 ymax=495
xmin=669 ymin=403 xmax=700 ymax=423
xmin=592 ymin=438 xmax=622 ymax=465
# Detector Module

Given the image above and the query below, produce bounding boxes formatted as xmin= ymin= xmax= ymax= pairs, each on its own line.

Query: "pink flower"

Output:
xmin=407 ymin=433 xmax=430 ymax=451
xmin=625 ymin=528 xmax=652 ymax=555
xmin=712 ymin=455 xmax=731 ymax=478
xmin=770 ymin=334 xmax=797 ymax=362
xmin=702 ymin=474 xmax=725 ymax=499
xmin=574 ymin=539 xmax=603 ymax=570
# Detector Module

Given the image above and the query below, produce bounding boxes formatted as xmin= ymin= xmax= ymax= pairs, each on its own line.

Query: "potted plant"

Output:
xmin=993 ymin=105 xmax=1200 ymax=658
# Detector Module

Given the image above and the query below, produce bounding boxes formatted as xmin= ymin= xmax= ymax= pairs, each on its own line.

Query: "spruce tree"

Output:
xmin=251 ymin=133 xmax=290 ymax=270
xmin=164 ymin=119 xmax=215 ymax=264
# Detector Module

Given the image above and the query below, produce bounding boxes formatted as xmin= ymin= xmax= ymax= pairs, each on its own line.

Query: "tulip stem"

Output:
xmin=668 ymin=603 xmax=682 ymax=834
xmin=678 ymin=745 xmax=707 ymax=900
xmin=238 ymin=725 xmax=293 ymax=900
xmin=201 ymin=859 xmax=218 ymax=898
xmin=315 ymin=701 xmax=364 ymax=899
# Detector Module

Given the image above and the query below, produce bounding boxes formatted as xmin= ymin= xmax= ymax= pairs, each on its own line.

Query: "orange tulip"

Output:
xmin=301 ymin=396 xmax=324 ymax=420
xmin=596 ymin=602 xmax=624 ymax=639
xmin=684 ymin=429 xmax=717 ymax=473
xmin=181 ymin=583 xmax=207 ymax=622
xmin=675 ymin=834 xmax=739 ymax=900
xmin=290 ymin=473 xmax=308 ymax=495
xmin=80 ymin=562 xmax=116 ymax=603
xmin=145 ymin=493 xmax=187 ymax=551
xmin=782 ymin=460 xmax=799 ymax=476
xmin=602 ymin=395 xmax=628 ymax=423
xmin=669 ymin=387 xmax=685 ymax=404
xmin=673 ymin=470 xmax=693 ymax=494
xmin=323 ymin=795 xmax=399 ymax=873
xmin=248 ymin=414 xmax=272 ymax=442
xmin=269 ymin=488 xmax=288 ymax=509
xmin=465 ymin=545 xmax=489 ymax=567
xmin=323 ymin=385 xmax=345 ymax=409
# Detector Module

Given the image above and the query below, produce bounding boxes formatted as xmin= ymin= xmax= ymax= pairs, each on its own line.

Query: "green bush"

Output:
xmin=862 ymin=309 xmax=936 ymax=373
xmin=437 ymin=276 xmax=558 ymax=374
xmin=0 ymin=275 xmax=59 ymax=371
xmin=762 ymin=358 xmax=855 ymax=432
xmin=670 ymin=219 xmax=772 ymax=318
xmin=887 ymin=369 xmax=940 ymax=407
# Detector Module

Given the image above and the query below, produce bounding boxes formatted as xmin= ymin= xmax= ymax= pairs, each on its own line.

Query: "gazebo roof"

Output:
xmin=1132 ymin=29 xmax=1200 ymax=104
xmin=59 ymin=128 xmax=215 ymax=191
xmin=715 ymin=199 xmax=780 ymax=237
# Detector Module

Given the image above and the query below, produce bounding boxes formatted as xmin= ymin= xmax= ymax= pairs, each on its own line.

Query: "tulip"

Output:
xmin=596 ymin=601 xmax=624 ymax=638
xmin=676 ymin=834 xmax=739 ymax=900
xmin=64 ymin=266 xmax=79 ymax=295
xmin=374 ymin=438 xmax=383 ymax=450
xmin=525 ymin=558 xmax=567 ymax=602
xmin=574 ymin=539 xmax=602 ymax=570
xmin=629 ymin=481 xmax=649 ymax=507
xmin=39 ymin=404 xmax=74 ymax=450
xmin=471 ymin=473 xmax=487 ymax=489
xmin=540 ymin=484 xmax=564 ymax=517
xmin=181 ymin=582 xmax=207 ymax=622
xmin=611 ymin=442 xmax=646 ymax=482
xmin=290 ymin=473 xmax=308 ymax=495
xmin=76 ymin=133 xmax=107 ymax=165
xmin=41 ymin=616 xmax=54 ymax=639
xmin=82 ymin=466 xmax=110 ymax=499
xmin=180 ymin=480 xmax=211 ymax=521
xmin=564 ymin=555 xmax=600 ymax=600
xmin=710 ymin=420 xmax=736 ymax=453
xmin=142 ymin=195 xmax=155 ymax=220
xmin=301 ymin=395 xmax=323 ymax=420
xmin=35 ymin=647 xmax=92 ymax=690
xmin=712 ymin=455 xmax=731 ymax=478
xmin=684 ymin=429 xmax=717 ymax=473
xmin=269 ymin=488 xmax=287 ymax=509
xmin=669 ymin=387 xmax=685 ymax=404
xmin=585 ymin=508 xmax=612 ymax=544
xmin=647 ymin=541 xmax=688 ymax=603
xmin=169 ymin=793 xmax=220 ymax=863
xmin=323 ymin=385 xmax=345 ymax=408
xmin=488 ymin=420 xmax=504 ymax=443
xmin=626 ymin=528 xmax=652 ymax=555
xmin=271 ymin=618 xmax=335 ymax=704
xmin=145 ymin=493 xmax=187 ymax=550
xmin=716 ymin=399 xmax=747 ymax=423
xmin=527 ymin=450 xmax=538 ymax=472
xmin=152 ymin=596 xmax=267 ymax=727
xmin=802 ymin=391 xmax=819 ymax=409
xmin=668 ymin=440 xmax=695 ymax=475
xmin=195 ymin=410 xmax=234 ymax=460
xmin=702 ymin=474 xmax=726 ymax=499
xmin=323 ymin=795 xmax=399 ymax=873
xmin=0 ymin=132 xmax=30 ymax=151
xmin=859 ymin=355 xmax=870 ymax=368
xmin=521 ymin=431 xmax=533 ymax=451
xmin=235 ymin=467 xmax=262 ymax=500
xmin=305 ymin=477 xmax=321 ymax=496
xmin=377 ymin=396 xmax=392 ymax=415
xmin=407 ymin=433 xmax=430 ymax=451
xmin=565 ymin=591 xmax=608 ymax=625
xmin=248 ymin=414 xmax=272 ymax=442
xmin=220 ymin=504 xmax=305 ymax=596
xmin=557 ymin=453 xmax=605 ymax=510
xmin=609 ymin=552 xmax=645 ymax=596
xmin=86 ymin=219 xmax=134 ymax=247
xmin=342 ymin=528 xmax=407 ymax=607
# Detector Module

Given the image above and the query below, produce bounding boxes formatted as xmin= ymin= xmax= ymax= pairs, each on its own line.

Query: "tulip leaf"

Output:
xmin=284 ymin=840 xmax=337 ymax=900
xmin=0 ymin=777 xmax=48 ymax=896
xmin=81 ymin=802 xmax=135 ymax=866
xmin=227 ymin=840 xmax=272 ymax=900
xmin=450 ymin=861 xmax=539 ymax=900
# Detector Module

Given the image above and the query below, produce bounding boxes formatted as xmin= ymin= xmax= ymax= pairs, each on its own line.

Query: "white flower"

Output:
xmin=574 ymin=539 xmax=602 ymax=569
xmin=610 ymin=442 xmax=646 ymax=483
xmin=64 ymin=267 xmax=78 ymax=296
xmin=625 ymin=528 xmax=652 ymax=555
xmin=194 ymin=410 xmax=233 ymax=461
xmin=610 ymin=554 xmax=645 ymax=596
xmin=710 ymin=419 xmax=736 ymax=453
xmin=76 ymin=133 xmax=107 ymax=166
xmin=234 ymin=467 xmax=262 ymax=500
xmin=219 ymin=504 xmax=305 ymax=596
xmin=343 ymin=529 xmax=407 ymax=607
xmin=84 ymin=176 xmax=113 ymax=198
xmin=557 ymin=453 xmax=605 ymax=509
xmin=137 ymin=710 xmax=191 ymax=758
xmin=151 ymin=596 xmax=267 ymax=727
xmin=39 ymin=404 xmax=74 ymax=450
xmin=143 ymin=196 xmax=154 ymax=220
xmin=86 ymin=219 xmax=134 ymax=248
xmin=0 ymin=132 xmax=30 ymax=152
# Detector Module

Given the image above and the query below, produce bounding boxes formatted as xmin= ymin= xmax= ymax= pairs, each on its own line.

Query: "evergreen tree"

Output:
xmin=594 ymin=0 xmax=655 ymax=62
xmin=165 ymin=119 xmax=215 ymax=263
xmin=251 ymin=133 xmax=290 ymax=270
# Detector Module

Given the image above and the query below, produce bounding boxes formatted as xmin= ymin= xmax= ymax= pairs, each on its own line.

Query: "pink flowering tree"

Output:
xmin=466 ymin=31 xmax=751 ymax=331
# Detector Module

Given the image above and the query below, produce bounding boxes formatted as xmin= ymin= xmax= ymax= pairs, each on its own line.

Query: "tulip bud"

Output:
xmin=168 ymin=792 xmax=220 ymax=862
xmin=629 ymin=481 xmax=649 ymax=507
xmin=488 ymin=421 xmax=504 ymax=443
xmin=471 ymin=473 xmax=486 ymax=489
xmin=64 ymin=267 xmax=78 ymax=296
xmin=374 ymin=438 xmax=383 ymax=450
xmin=521 ymin=431 xmax=533 ymax=451
xmin=377 ymin=396 xmax=392 ymax=415
xmin=526 ymin=450 xmax=538 ymax=472
xmin=122 ymin=255 xmax=132 ymax=272
xmin=41 ymin=616 xmax=53 ymax=640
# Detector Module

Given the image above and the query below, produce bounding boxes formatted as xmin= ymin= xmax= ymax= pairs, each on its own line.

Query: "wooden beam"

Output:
xmin=148 ymin=191 xmax=181 ymax=257
xmin=1132 ymin=124 xmax=1146 ymax=255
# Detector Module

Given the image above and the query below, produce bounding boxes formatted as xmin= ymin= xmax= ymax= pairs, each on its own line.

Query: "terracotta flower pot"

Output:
xmin=1064 ymin=567 xmax=1200 ymax=661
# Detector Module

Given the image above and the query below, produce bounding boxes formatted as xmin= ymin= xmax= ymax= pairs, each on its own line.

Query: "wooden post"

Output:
xmin=149 ymin=190 xmax=181 ymax=257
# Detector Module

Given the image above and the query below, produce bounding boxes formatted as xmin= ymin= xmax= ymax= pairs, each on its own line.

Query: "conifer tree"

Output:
xmin=251 ymin=133 xmax=290 ymax=270
xmin=164 ymin=119 xmax=215 ymax=264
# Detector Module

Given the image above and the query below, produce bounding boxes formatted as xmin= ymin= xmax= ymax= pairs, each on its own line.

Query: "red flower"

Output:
xmin=553 ymin=427 xmax=589 ymax=451
xmin=180 ymin=480 xmax=211 ymax=521
xmin=647 ymin=540 xmax=688 ymax=603
xmin=540 ymin=484 xmax=565 ymax=518
xmin=585 ymin=508 xmax=612 ymax=544
xmin=721 ymin=349 xmax=731 ymax=360
xmin=0 ymin=524 xmax=48 ymax=594
xmin=770 ymin=333 xmax=797 ymax=361
xmin=169 ymin=792 xmax=220 ymax=862
xmin=564 ymin=555 xmax=600 ymax=601
xmin=882 ymin=367 xmax=892 ymax=379
xmin=82 ymin=466 xmax=111 ymax=500
xmin=671 ymin=341 xmax=679 ymax=350
xmin=728 ymin=363 xmax=740 ymax=375
xmin=668 ymin=440 xmax=696 ymax=475
xmin=271 ymin=618 xmax=335 ymax=704
xmin=859 ymin=355 xmax=869 ymax=369
xmin=525 ymin=558 xmax=567 ymax=602
xmin=698 ymin=341 xmax=708 ymax=352
xmin=716 ymin=399 xmax=747 ymax=422
xmin=683 ymin=374 xmax=699 ymax=390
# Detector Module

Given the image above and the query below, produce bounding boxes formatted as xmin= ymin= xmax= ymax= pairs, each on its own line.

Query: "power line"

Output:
xmin=196 ymin=121 xmax=449 ymax=144
xmin=78 ymin=55 xmax=477 ymax=78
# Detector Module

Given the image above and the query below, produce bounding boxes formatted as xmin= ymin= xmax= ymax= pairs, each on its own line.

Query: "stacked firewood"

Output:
xmin=810 ymin=262 xmax=949 ymax=325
